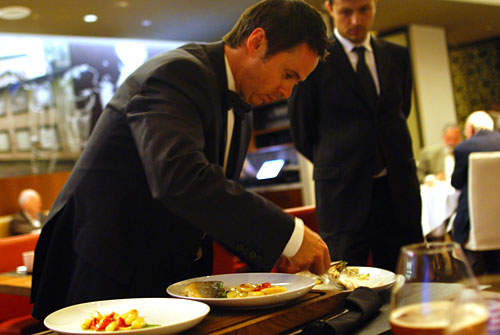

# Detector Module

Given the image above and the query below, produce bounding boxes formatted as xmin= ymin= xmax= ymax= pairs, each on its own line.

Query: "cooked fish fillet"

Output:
xmin=182 ymin=281 xmax=225 ymax=298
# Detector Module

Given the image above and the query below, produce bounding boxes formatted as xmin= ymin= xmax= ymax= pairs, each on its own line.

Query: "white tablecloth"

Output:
xmin=420 ymin=181 xmax=461 ymax=237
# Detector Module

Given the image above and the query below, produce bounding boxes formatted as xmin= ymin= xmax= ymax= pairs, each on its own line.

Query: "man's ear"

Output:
xmin=246 ymin=27 xmax=267 ymax=57
xmin=324 ymin=0 xmax=332 ymax=14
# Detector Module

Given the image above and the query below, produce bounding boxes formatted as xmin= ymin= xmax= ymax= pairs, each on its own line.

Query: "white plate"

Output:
xmin=304 ymin=266 xmax=397 ymax=291
xmin=353 ymin=266 xmax=397 ymax=291
xmin=167 ymin=273 xmax=316 ymax=309
xmin=44 ymin=297 xmax=209 ymax=335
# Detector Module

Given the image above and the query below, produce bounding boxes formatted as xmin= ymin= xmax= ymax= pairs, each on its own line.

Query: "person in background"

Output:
xmin=288 ymin=0 xmax=423 ymax=272
xmin=451 ymin=111 xmax=500 ymax=273
xmin=417 ymin=123 xmax=462 ymax=184
xmin=9 ymin=189 xmax=47 ymax=235
xmin=31 ymin=0 xmax=330 ymax=321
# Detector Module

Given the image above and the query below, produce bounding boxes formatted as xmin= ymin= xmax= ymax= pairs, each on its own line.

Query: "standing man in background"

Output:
xmin=288 ymin=0 xmax=422 ymax=271
xmin=417 ymin=123 xmax=462 ymax=184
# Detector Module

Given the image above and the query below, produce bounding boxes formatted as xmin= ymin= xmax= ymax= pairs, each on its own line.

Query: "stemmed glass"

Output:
xmin=389 ymin=242 xmax=489 ymax=335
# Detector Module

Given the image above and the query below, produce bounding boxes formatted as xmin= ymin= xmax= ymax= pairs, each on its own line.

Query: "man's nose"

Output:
xmin=351 ymin=12 xmax=362 ymax=25
xmin=279 ymin=83 xmax=295 ymax=100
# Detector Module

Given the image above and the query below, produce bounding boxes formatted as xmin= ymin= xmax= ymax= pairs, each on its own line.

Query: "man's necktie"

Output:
xmin=353 ymin=47 xmax=384 ymax=175
xmin=225 ymin=90 xmax=251 ymax=179
xmin=353 ymin=46 xmax=378 ymax=106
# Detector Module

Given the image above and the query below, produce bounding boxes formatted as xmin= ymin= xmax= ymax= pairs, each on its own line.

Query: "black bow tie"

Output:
xmin=226 ymin=90 xmax=252 ymax=118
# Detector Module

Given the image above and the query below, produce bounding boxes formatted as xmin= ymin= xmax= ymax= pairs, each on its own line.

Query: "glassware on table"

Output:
xmin=449 ymin=274 xmax=500 ymax=335
xmin=389 ymin=242 xmax=489 ymax=335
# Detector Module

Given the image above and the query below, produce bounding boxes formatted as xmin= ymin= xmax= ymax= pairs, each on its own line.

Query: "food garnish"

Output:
xmin=183 ymin=281 xmax=286 ymax=299
xmin=81 ymin=309 xmax=153 ymax=332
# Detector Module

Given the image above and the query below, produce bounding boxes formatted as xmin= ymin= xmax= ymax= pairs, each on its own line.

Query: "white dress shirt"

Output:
xmin=224 ymin=54 xmax=304 ymax=258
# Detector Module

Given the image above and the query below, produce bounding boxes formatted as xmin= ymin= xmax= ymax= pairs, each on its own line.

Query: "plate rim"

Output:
xmin=43 ymin=297 xmax=210 ymax=335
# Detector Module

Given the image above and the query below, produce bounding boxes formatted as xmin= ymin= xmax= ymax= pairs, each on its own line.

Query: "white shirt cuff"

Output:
xmin=282 ymin=217 xmax=304 ymax=257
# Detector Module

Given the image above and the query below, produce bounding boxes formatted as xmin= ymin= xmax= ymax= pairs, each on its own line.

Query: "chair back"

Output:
xmin=465 ymin=151 xmax=500 ymax=251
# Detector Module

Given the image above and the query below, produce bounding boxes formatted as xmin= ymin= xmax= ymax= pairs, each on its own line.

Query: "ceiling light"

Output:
xmin=141 ymin=19 xmax=152 ymax=27
xmin=116 ymin=1 xmax=129 ymax=8
xmin=83 ymin=14 xmax=98 ymax=23
xmin=0 ymin=6 xmax=31 ymax=20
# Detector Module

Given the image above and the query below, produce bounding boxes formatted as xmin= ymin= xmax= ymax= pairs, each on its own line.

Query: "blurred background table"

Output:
xmin=0 ymin=272 xmax=31 ymax=297
xmin=420 ymin=180 xmax=461 ymax=240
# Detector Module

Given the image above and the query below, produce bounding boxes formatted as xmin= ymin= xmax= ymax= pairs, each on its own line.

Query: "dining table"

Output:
xmin=420 ymin=180 xmax=461 ymax=239
xmin=0 ymin=270 xmax=393 ymax=335
xmin=0 ymin=271 xmax=32 ymax=297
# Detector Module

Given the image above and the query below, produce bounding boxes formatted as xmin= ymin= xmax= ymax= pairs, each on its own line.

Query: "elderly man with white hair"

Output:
xmin=451 ymin=110 xmax=500 ymax=274
xmin=9 ymin=188 xmax=47 ymax=235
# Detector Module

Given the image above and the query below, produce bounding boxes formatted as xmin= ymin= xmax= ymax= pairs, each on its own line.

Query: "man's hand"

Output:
xmin=287 ymin=226 xmax=330 ymax=275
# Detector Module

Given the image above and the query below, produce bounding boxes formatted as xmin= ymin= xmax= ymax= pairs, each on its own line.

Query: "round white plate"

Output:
xmin=44 ymin=297 xmax=209 ymax=335
xmin=167 ymin=273 xmax=316 ymax=309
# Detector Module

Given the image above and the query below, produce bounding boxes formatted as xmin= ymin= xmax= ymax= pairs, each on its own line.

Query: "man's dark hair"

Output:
xmin=223 ymin=0 xmax=328 ymax=59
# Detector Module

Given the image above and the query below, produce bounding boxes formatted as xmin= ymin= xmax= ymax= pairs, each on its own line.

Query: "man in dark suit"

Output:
xmin=288 ymin=0 xmax=422 ymax=272
xmin=31 ymin=0 xmax=331 ymax=320
xmin=451 ymin=111 xmax=500 ymax=273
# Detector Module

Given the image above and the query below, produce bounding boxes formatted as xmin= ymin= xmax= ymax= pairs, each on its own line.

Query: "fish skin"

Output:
xmin=182 ymin=281 xmax=225 ymax=298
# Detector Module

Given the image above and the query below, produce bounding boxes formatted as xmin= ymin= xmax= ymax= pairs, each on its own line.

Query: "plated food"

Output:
xmin=44 ymin=298 xmax=209 ymax=335
xmin=81 ymin=309 xmax=149 ymax=332
xmin=297 ymin=261 xmax=396 ymax=291
xmin=167 ymin=273 xmax=315 ymax=309
xmin=182 ymin=281 xmax=286 ymax=298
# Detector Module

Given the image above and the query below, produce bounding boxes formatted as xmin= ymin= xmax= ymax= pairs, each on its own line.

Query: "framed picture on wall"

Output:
xmin=14 ymin=127 xmax=31 ymax=152
xmin=39 ymin=125 xmax=61 ymax=151
xmin=0 ymin=130 xmax=10 ymax=152
xmin=10 ymin=87 xmax=29 ymax=115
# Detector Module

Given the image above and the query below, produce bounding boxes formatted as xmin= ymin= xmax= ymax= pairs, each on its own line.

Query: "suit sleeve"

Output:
xmin=124 ymin=58 xmax=294 ymax=270
xmin=451 ymin=146 xmax=468 ymax=189
xmin=287 ymin=64 xmax=320 ymax=162
xmin=402 ymin=49 xmax=413 ymax=119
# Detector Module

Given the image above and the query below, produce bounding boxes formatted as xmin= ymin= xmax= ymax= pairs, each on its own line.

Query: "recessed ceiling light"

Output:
xmin=141 ymin=19 xmax=152 ymax=27
xmin=0 ymin=6 xmax=31 ymax=20
xmin=116 ymin=1 xmax=129 ymax=8
xmin=83 ymin=14 xmax=98 ymax=23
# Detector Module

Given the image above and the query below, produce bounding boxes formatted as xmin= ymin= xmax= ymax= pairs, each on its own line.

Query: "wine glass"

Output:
xmin=389 ymin=241 xmax=488 ymax=335
xmin=446 ymin=274 xmax=500 ymax=335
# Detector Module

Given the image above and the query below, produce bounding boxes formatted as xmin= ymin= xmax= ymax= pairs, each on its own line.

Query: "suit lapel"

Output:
xmin=205 ymin=42 xmax=230 ymax=167
xmin=372 ymin=38 xmax=391 ymax=104
xmin=331 ymin=39 xmax=376 ymax=110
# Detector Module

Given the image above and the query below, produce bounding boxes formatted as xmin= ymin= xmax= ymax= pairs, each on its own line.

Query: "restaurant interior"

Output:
xmin=1 ymin=0 xmax=500 ymax=334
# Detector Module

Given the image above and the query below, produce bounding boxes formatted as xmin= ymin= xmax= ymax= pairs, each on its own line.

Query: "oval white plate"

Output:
xmin=167 ymin=273 xmax=316 ymax=309
xmin=44 ymin=297 xmax=209 ymax=335
xmin=308 ymin=266 xmax=397 ymax=291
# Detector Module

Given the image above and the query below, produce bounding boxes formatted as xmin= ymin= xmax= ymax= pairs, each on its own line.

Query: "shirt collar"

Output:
xmin=224 ymin=53 xmax=236 ymax=92
xmin=334 ymin=28 xmax=373 ymax=54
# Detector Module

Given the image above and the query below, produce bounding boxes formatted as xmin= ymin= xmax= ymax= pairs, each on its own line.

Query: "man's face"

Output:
xmin=443 ymin=127 xmax=462 ymax=149
xmin=239 ymin=42 xmax=319 ymax=107
xmin=327 ymin=0 xmax=377 ymax=44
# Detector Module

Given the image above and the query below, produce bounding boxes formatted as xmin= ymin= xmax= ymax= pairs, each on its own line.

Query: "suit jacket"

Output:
xmin=288 ymin=37 xmax=422 ymax=250
xmin=451 ymin=130 xmax=500 ymax=244
xmin=31 ymin=42 xmax=295 ymax=319
xmin=417 ymin=144 xmax=449 ymax=183
xmin=9 ymin=212 xmax=47 ymax=235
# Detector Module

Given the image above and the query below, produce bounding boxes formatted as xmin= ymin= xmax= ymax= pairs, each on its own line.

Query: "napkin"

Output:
xmin=300 ymin=287 xmax=383 ymax=335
